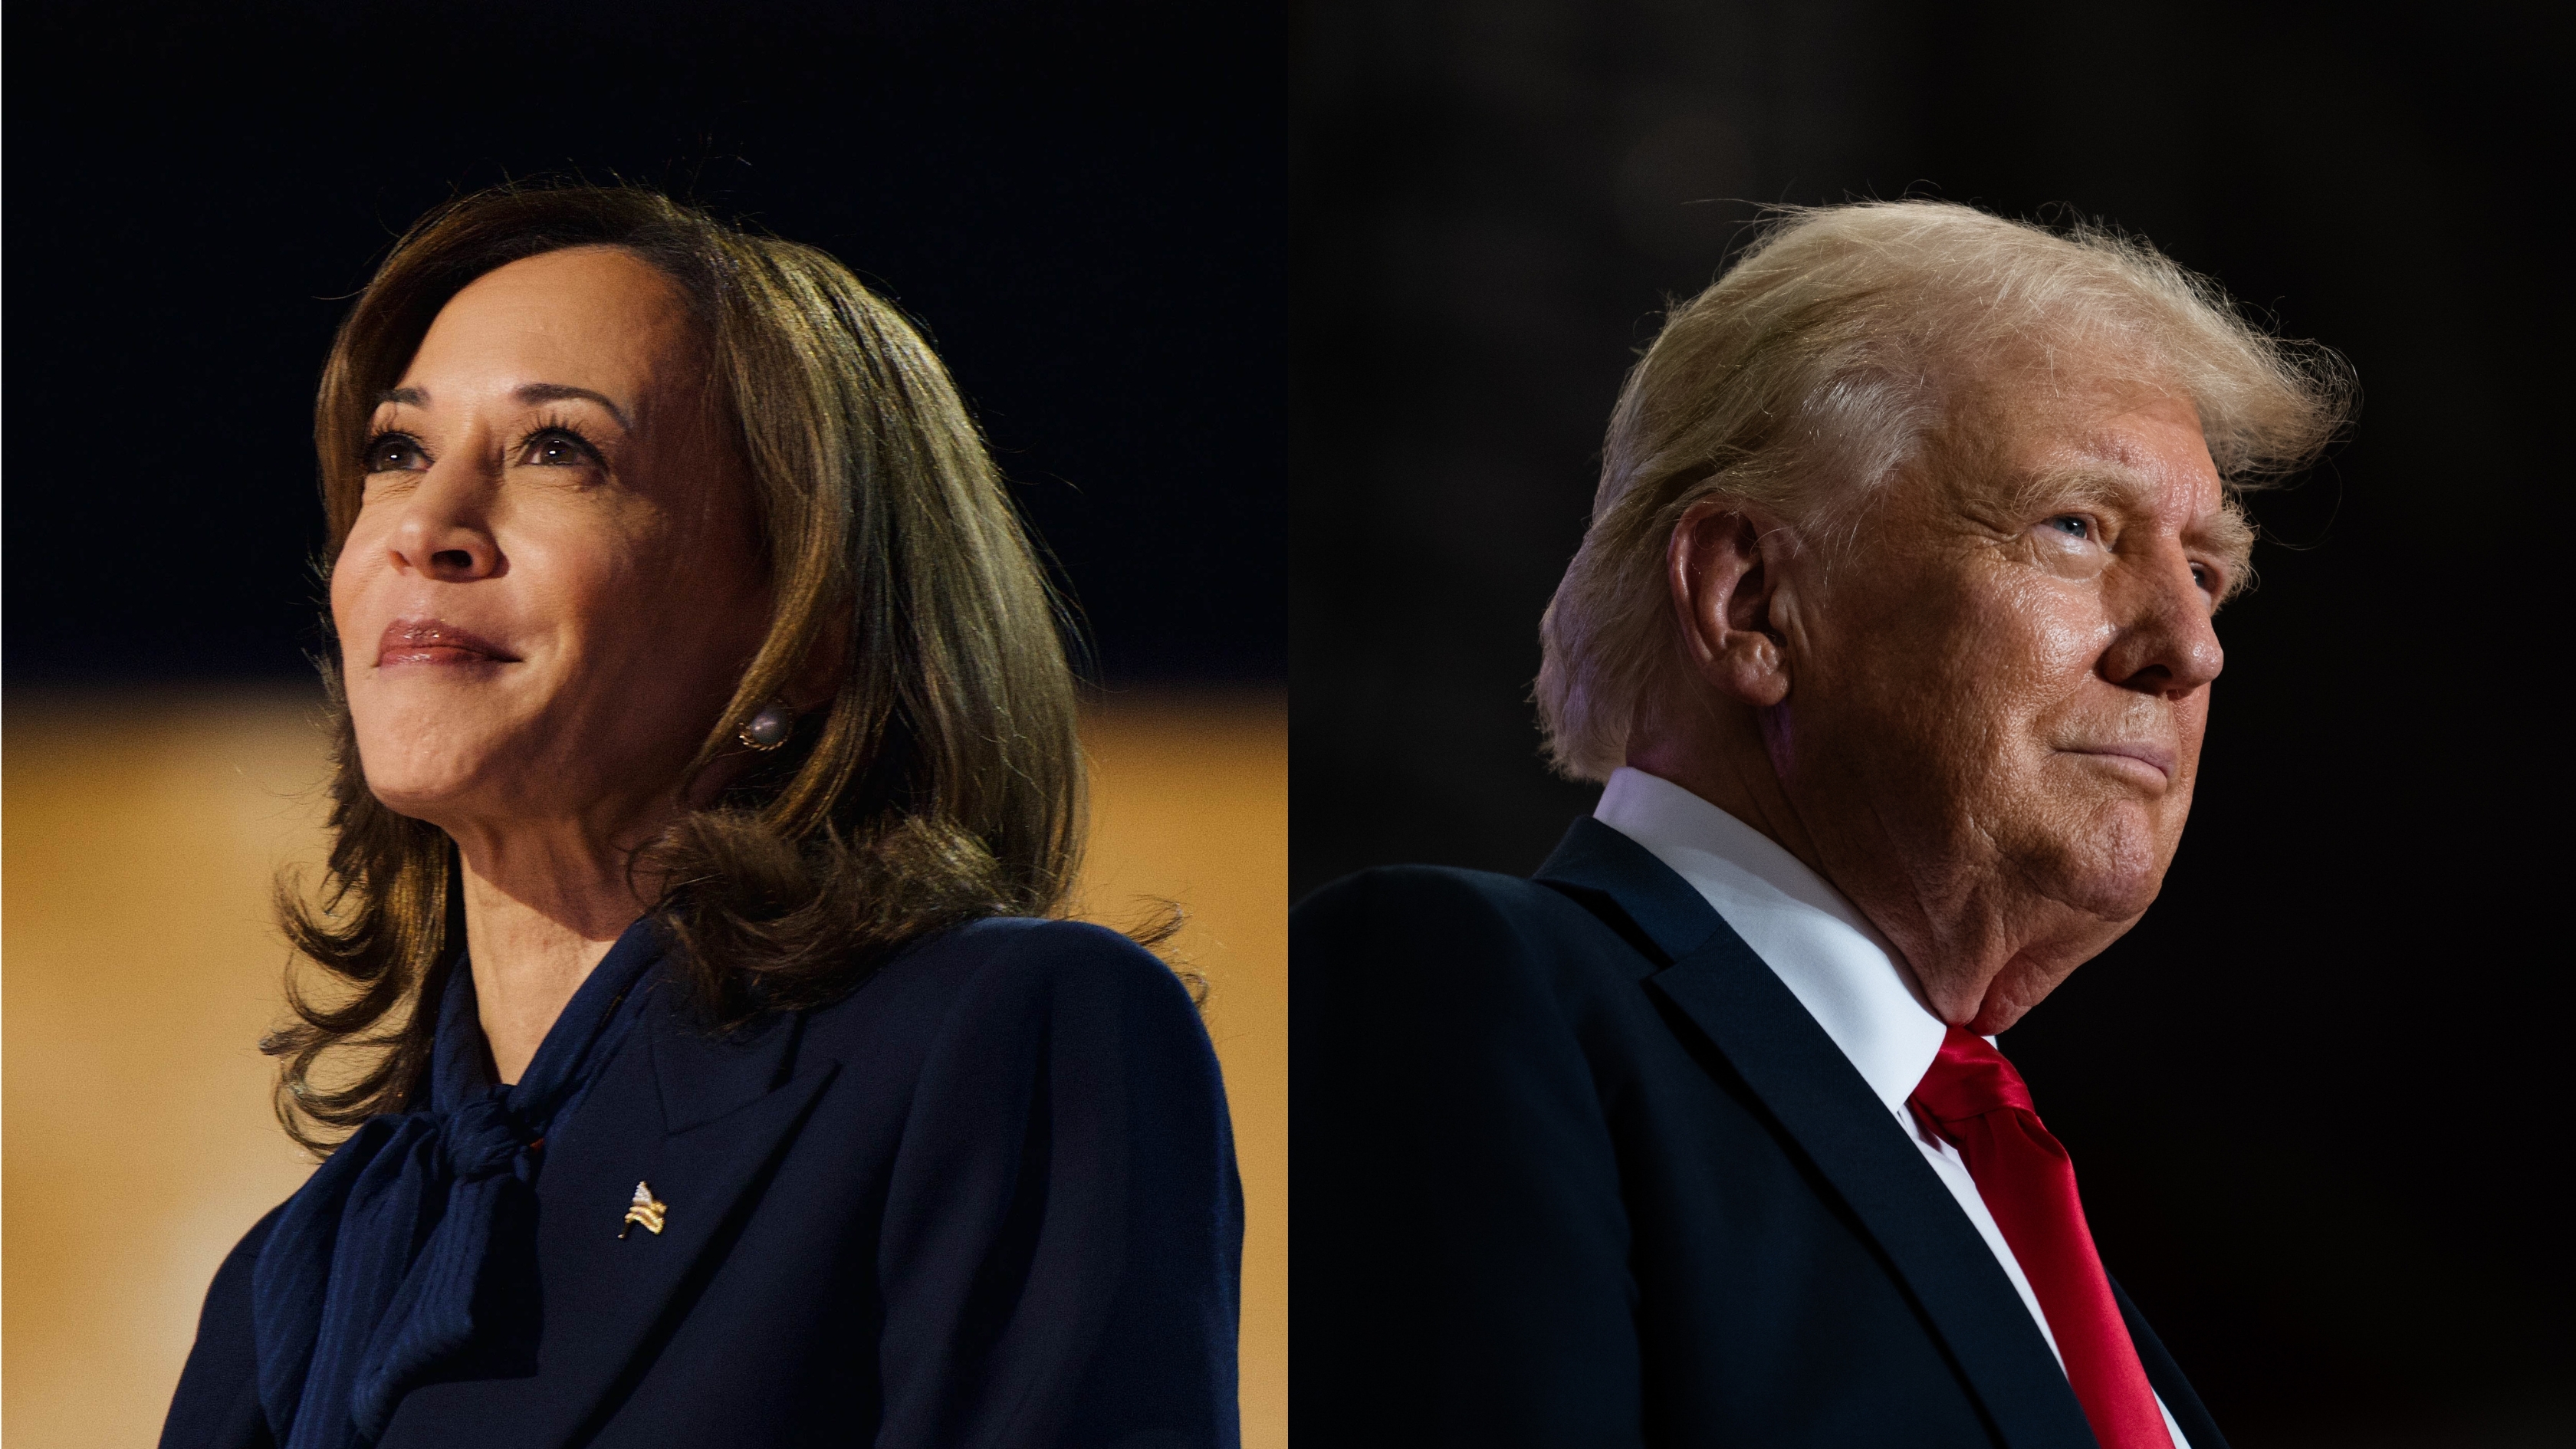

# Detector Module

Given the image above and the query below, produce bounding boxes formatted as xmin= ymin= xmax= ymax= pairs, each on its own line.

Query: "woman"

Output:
xmin=159 ymin=185 xmax=1240 ymax=1448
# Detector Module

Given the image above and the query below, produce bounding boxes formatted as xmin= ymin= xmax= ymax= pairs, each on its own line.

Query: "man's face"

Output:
xmin=1775 ymin=376 xmax=2247 ymax=1030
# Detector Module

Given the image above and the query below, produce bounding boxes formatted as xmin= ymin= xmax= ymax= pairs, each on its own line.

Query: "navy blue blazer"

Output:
xmin=163 ymin=918 xmax=1242 ymax=1448
xmin=1292 ymin=817 xmax=2225 ymax=1449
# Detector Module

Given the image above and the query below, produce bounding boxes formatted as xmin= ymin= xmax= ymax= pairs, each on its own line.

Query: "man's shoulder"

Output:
xmin=1294 ymin=859 xmax=1659 ymax=995
xmin=1297 ymin=859 xmax=1593 ymax=937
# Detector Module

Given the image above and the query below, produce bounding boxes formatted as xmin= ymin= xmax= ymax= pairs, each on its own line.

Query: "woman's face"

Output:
xmin=331 ymin=245 xmax=770 ymax=847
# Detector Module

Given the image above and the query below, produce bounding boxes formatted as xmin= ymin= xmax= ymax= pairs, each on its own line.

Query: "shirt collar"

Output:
xmin=1592 ymin=766 xmax=1949 ymax=1117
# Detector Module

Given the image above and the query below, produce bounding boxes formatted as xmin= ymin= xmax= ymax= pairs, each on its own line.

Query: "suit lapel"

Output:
xmin=1536 ymin=818 xmax=2099 ymax=1449
xmin=2112 ymin=1277 xmax=2229 ymax=1449
xmin=512 ymin=986 xmax=840 ymax=1447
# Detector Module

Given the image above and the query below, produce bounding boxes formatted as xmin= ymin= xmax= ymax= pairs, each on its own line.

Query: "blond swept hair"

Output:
xmin=1535 ymin=199 xmax=2352 ymax=782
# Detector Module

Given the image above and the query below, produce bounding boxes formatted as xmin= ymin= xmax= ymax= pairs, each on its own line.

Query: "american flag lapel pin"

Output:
xmin=620 ymin=1181 xmax=668 ymax=1238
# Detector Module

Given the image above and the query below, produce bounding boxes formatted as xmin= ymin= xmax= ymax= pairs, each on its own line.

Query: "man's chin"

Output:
xmin=1965 ymin=991 xmax=2042 ymax=1036
xmin=1961 ymin=884 xmax=2160 ymax=1033
xmin=2017 ymin=810 xmax=2174 ymax=922
xmin=1965 ymin=959 xmax=2077 ymax=1034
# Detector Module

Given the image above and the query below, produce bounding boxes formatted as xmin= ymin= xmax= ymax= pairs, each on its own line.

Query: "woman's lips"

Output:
xmin=376 ymin=619 xmax=519 ymax=667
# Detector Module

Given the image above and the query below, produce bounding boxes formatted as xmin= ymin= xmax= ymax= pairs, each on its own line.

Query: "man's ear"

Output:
xmin=1668 ymin=499 xmax=1792 ymax=709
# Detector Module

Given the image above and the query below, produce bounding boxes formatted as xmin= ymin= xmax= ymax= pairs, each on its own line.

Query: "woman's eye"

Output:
xmin=520 ymin=429 xmax=597 ymax=467
xmin=364 ymin=434 xmax=427 ymax=473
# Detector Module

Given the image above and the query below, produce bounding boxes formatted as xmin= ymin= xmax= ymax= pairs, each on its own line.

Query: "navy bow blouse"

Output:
xmin=250 ymin=921 xmax=663 ymax=1449
xmin=166 ymin=916 xmax=1241 ymax=1447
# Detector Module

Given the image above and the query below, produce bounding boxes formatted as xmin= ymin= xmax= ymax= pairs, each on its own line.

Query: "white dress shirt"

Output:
xmin=1593 ymin=767 xmax=2190 ymax=1447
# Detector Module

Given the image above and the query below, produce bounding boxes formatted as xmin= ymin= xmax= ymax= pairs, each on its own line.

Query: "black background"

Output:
xmin=1293 ymin=1 xmax=2563 ymax=1444
xmin=4 ymin=0 xmax=1284 ymax=687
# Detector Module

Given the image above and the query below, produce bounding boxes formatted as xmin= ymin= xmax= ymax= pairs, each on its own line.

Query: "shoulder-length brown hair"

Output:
xmin=268 ymin=183 xmax=1087 ymax=1151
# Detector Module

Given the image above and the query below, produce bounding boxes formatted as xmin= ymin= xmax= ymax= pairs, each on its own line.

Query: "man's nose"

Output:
xmin=386 ymin=468 xmax=501 ymax=583
xmin=2101 ymin=555 xmax=2223 ymax=697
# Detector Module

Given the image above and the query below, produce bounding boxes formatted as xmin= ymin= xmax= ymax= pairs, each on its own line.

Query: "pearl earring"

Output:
xmin=737 ymin=701 xmax=794 ymax=751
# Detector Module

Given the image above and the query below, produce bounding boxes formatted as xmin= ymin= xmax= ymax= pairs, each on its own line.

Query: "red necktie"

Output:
xmin=1909 ymin=1026 xmax=2174 ymax=1449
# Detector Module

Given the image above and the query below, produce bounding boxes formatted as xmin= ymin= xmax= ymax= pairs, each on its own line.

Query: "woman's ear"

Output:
xmin=1668 ymin=500 xmax=1792 ymax=709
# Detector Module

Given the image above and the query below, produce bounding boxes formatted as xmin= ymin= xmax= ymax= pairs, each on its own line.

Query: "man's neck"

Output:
xmin=1625 ymin=708 xmax=1825 ymax=886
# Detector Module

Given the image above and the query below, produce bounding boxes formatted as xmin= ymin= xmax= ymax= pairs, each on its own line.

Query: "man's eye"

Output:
xmin=364 ymin=433 xmax=427 ymax=473
xmin=2045 ymin=515 xmax=2091 ymax=540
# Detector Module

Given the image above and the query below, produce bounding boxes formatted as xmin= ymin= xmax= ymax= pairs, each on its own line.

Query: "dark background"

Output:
xmin=5 ymin=0 xmax=1284 ymax=688
xmin=1293 ymin=2 xmax=2561 ymax=1445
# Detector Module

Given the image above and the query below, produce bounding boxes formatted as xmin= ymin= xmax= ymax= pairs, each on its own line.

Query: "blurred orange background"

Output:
xmin=2 ymin=687 xmax=1285 ymax=1448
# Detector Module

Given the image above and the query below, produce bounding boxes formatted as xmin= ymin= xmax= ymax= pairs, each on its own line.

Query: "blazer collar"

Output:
xmin=1536 ymin=817 xmax=2100 ymax=1449
xmin=380 ymin=974 xmax=840 ymax=1448
xmin=1532 ymin=812 xmax=1733 ymax=962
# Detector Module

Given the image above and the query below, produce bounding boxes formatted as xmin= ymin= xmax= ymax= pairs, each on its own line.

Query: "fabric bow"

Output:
xmin=251 ymin=918 xmax=663 ymax=1448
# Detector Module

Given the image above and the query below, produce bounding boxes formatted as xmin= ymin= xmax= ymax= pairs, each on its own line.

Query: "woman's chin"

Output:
xmin=350 ymin=704 xmax=553 ymax=812
xmin=361 ymin=761 xmax=522 ymax=830
xmin=364 ymin=780 xmax=468 ymax=827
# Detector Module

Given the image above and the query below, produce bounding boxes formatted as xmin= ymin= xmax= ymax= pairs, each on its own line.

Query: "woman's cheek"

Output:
xmin=328 ymin=537 xmax=384 ymax=662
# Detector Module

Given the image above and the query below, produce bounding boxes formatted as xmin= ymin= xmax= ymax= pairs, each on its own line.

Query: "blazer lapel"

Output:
xmin=1536 ymin=817 xmax=2099 ymax=1449
xmin=2112 ymin=1277 xmax=2229 ymax=1449
xmin=513 ymin=988 xmax=840 ymax=1447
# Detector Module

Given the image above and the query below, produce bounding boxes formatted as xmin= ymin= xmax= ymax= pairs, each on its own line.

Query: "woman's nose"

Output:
xmin=389 ymin=472 xmax=501 ymax=582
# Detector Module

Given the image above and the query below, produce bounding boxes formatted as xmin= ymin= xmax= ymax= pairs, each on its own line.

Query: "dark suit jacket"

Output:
xmin=1292 ymin=817 xmax=2225 ymax=1449
xmin=163 ymin=918 xmax=1241 ymax=1449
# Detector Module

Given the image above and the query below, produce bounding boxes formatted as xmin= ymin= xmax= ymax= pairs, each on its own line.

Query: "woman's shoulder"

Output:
xmin=786 ymin=916 xmax=1227 ymax=1148
xmin=910 ymin=913 xmax=1172 ymax=972
xmin=899 ymin=915 xmax=1191 ymax=1006
xmin=796 ymin=915 xmax=1205 ymax=1058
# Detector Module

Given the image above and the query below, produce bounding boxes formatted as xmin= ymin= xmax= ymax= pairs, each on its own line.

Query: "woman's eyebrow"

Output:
xmin=367 ymin=383 xmax=632 ymax=430
xmin=514 ymin=382 xmax=632 ymax=429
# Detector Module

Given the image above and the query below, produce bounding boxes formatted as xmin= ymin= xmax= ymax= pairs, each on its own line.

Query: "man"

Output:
xmin=1293 ymin=201 xmax=2348 ymax=1447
